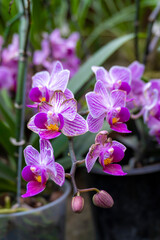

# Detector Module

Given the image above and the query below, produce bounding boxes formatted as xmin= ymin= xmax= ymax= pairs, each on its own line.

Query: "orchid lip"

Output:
xmin=104 ymin=157 xmax=113 ymax=165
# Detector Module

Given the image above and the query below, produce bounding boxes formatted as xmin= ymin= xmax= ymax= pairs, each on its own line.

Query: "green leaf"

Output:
xmin=78 ymin=0 xmax=92 ymax=28
xmin=0 ymin=92 xmax=15 ymax=132
xmin=0 ymin=161 xmax=16 ymax=181
xmin=0 ymin=121 xmax=15 ymax=156
xmin=0 ymin=179 xmax=16 ymax=193
xmin=57 ymin=157 xmax=71 ymax=170
xmin=86 ymin=5 xmax=135 ymax=46
xmin=68 ymin=33 xmax=134 ymax=94
xmin=51 ymin=135 xmax=68 ymax=158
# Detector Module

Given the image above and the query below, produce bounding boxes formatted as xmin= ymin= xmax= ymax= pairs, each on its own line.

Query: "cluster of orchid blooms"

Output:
xmin=1 ymin=31 xmax=160 ymax=210
xmin=0 ymin=29 xmax=80 ymax=91
xmin=20 ymin=57 xmax=160 ymax=211
xmin=0 ymin=34 xmax=18 ymax=91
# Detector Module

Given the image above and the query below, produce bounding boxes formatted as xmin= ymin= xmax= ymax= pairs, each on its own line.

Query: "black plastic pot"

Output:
xmin=88 ymin=164 xmax=160 ymax=240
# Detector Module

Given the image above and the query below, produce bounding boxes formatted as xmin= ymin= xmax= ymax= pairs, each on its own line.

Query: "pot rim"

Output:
xmin=91 ymin=163 xmax=160 ymax=176
xmin=0 ymin=180 xmax=71 ymax=218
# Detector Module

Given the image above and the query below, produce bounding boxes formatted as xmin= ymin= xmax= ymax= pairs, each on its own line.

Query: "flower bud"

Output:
xmin=92 ymin=190 xmax=114 ymax=208
xmin=71 ymin=196 xmax=84 ymax=213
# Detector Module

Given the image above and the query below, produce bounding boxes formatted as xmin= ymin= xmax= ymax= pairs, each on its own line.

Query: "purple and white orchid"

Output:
xmin=85 ymin=131 xmax=127 ymax=175
xmin=28 ymin=91 xmax=88 ymax=139
xmin=21 ymin=139 xmax=65 ymax=198
xmin=0 ymin=34 xmax=19 ymax=91
xmin=33 ymin=29 xmax=80 ymax=78
xmin=127 ymin=61 xmax=145 ymax=109
xmin=29 ymin=61 xmax=73 ymax=108
xmin=86 ymin=80 xmax=131 ymax=133
xmin=92 ymin=65 xmax=131 ymax=94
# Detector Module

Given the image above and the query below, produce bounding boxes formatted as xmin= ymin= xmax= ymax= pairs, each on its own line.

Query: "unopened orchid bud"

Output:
xmin=93 ymin=190 xmax=114 ymax=208
xmin=71 ymin=196 xmax=84 ymax=213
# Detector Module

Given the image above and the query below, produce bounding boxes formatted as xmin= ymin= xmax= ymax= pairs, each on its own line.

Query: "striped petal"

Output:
xmin=86 ymin=92 xmax=107 ymax=118
xmin=32 ymin=71 xmax=50 ymax=88
xmin=87 ymin=113 xmax=105 ymax=133
xmin=24 ymin=145 xmax=40 ymax=165
xmin=62 ymin=113 xmax=88 ymax=136
xmin=50 ymin=162 xmax=65 ymax=186
xmin=59 ymin=98 xmax=77 ymax=121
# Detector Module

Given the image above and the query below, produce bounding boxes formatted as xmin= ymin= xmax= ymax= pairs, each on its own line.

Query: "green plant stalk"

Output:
xmin=134 ymin=0 xmax=140 ymax=60
xmin=15 ymin=0 xmax=31 ymax=207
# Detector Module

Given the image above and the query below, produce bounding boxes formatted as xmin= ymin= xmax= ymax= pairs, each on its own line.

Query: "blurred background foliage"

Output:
xmin=0 ymin=0 xmax=160 ymax=194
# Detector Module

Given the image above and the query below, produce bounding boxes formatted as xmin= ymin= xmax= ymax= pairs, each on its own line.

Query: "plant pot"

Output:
xmin=0 ymin=181 xmax=71 ymax=240
xmin=88 ymin=164 xmax=160 ymax=240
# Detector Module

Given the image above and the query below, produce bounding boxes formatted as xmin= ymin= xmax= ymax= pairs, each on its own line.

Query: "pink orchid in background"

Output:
xmin=33 ymin=29 xmax=80 ymax=78
xmin=28 ymin=91 xmax=88 ymax=139
xmin=0 ymin=34 xmax=19 ymax=91
xmin=86 ymin=80 xmax=131 ymax=133
xmin=128 ymin=61 xmax=145 ymax=109
xmin=85 ymin=131 xmax=127 ymax=175
xmin=22 ymin=138 xmax=65 ymax=198
xmin=0 ymin=66 xmax=14 ymax=90
xmin=1 ymin=34 xmax=19 ymax=66
xmin=147 ymin=116 xmax=160 ymax=144
xmin=92 ymin=65 xmax=131 ymax=94
xmin=131 ymin=80 xmax=159 ymax=122
xmin=28 ymin=61 xmax=73 ymax=108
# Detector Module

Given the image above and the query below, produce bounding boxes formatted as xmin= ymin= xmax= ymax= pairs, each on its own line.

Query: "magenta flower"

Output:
xmin=2 ymin=34 xmax=19 ymax=65
xmin=128 ymin=61 xmax=145 ymax=109
xmin=85 ymin=131 xmax=127 ymax=175
xmin=29 ymin=61 xmax=73 ymax=108
xmin=86 ymin=80 xmax=131 ymax=133
xmin=131 ymin=81 xmax=159 ymax=122
xmin=0 ymin=66 xmax=14 ymax=90
xmin=33 ymin=33 xmax=49 ymax=66
xmin=28 ymin=91 xmax=88 ymax=139
xmin=147 ymin=116 xmax=160 ymax=143
xmin=21 ymin=139 xmax=65 ymax=198
xmin=0 ymin=34 xmax=19 ymax=91
xmin=92 ymin=65 xmax=131 ymax=94
xmin=33 ymin=29 xmax=80 ymax=78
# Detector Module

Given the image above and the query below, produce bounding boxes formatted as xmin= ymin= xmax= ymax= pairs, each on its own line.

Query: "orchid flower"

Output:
xmin=86 ymin=80 xmax=131 ymax=133
xmin=21 ymin=139 xmax=65 ymax=198
xmin=33 ymin=29 xmax=80 ymax=78
xmin=92 ymin=65 xmax=131 ymax=94
xmin=147 ymin=116 xmax=160 ymax=144
xmin=131 ymin=81 xmax=159 ymax=122
xmin=29 ymin=61 xmax=73 ymax=108
xmin=85 ymin=131 xmax=127 ymax=175
xmin=28 ymin=91 xmax=88 ymax=139
xmin=128 ymin=61 xmax=145 ymax=109
xmin=0 ymin=34 xmax=19 ymax=91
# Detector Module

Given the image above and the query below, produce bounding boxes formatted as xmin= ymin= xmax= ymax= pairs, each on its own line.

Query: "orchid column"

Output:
xmin=15 ymin=0 xmax=31 ymax=206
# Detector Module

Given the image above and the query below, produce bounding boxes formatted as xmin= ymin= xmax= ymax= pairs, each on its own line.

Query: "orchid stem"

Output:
xmin=15 ymin=0 xmax=31 ymax=207
xmin=78 ymin=188 xmax=99 ymax=194
xmin=68 ymin=137 xmax=79 ymax=196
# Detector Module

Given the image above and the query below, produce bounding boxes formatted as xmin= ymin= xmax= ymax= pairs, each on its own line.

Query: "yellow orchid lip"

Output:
xmin=35 ymin=175 xmax=42 ymax=183
xmin=112 ymin=117 xmax=119 ymax=124
xmin=104 ymin=157 xmax=113 ymax=166
xmin=47 ymin=123 xmax=59 ymax=131
xmin=41 ymin=97 xmax=46 ymax=102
